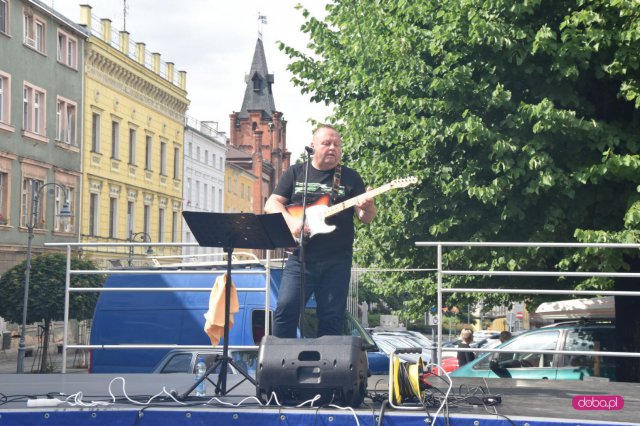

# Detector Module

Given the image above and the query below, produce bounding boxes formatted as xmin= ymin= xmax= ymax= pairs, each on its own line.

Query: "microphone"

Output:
xmin=305 ymin=146 xmax=314 ymax=155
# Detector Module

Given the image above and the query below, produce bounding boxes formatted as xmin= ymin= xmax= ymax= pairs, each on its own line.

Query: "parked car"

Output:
xmin=439 ymin=337 xmax=491 ymax=361
xmin=151 ymin=309 xmax=390 ymax=377
xmin=371 ymin=334 xmax=424 ymax=364
xmin=450 ymin=323 xmax=616 ymax=380
xmin=373 ymin=331 xmax=433 ymax=363
xmin=153 ymin=348 xmax=253 ymax=376
xmin=373 ymin=330 xmax=433 ymax=348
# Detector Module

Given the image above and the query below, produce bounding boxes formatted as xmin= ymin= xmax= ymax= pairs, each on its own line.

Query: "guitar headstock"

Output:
xmin=389 ymin=176 xmax=419 ymax=188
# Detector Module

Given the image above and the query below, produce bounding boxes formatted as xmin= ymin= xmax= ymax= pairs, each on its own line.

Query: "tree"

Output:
xmin=0 ymin=253 xmax=104 ymax=372
xmin=281 ymin=0 xmax=640 ymax=381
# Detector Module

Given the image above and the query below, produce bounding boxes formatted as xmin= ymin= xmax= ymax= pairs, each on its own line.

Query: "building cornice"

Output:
xmin=86 ymin=46 xmax=189 ymax=122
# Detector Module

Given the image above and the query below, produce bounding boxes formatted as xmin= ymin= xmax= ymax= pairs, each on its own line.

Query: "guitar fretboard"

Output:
xmin=325 ymin=184 xmax=395 ymax=218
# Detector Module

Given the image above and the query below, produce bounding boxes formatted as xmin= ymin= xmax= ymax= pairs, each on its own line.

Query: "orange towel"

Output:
xmin=203 ymin=273 xmax=239 ymax=346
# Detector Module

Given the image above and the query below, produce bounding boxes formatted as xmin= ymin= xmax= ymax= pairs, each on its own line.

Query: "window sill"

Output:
xmin=52 ymin=230 xmax=76 ymax=237
xmin=23 ymin=42 xmax=47 ymax=57
xmin=0 ymin=122 xmax=15 ymax=133
xmin=18 ymin=226 xmax=48 ymax=235
xmin=22 ymin=130 xmax=49 ymax=144
xmin=56 ymin=60 xmax=78 ymax=72
xmin=55 ymin=140 xmax=80 ymax=153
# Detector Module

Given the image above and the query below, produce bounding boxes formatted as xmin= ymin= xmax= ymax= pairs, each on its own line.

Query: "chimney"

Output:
xmin=136 ymin=42 xmax=146 ymax=65
xmin=166 ymin=62 xmax=175 ymax=83
xmin=178 ymin=70 xmax=187 ymax=90
xmin=79 ymin=4 xmax=92 ymax=28
xmin=119 ymin=31 xmax=130 ymax=55
xmin=152 ymin=52 xmax=161 ymax=73
xmin=100 ymin=18 xmax=112 ymax=44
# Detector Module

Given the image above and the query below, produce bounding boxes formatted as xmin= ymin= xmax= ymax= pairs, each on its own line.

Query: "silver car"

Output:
xmin=152 ymin=348 xmax=257 ymax=377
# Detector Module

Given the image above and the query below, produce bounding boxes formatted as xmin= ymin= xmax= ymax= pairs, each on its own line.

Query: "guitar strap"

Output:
xmin=330 ymin=164 xmax=342 ymax=205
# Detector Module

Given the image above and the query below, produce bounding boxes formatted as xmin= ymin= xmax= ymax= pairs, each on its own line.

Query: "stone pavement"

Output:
xmin=0 ymin=346 xmax=88 ymax=374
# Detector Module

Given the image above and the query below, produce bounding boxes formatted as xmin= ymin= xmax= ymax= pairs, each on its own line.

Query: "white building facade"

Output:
xmin=182 ymin=118 xmax=227 ymax=258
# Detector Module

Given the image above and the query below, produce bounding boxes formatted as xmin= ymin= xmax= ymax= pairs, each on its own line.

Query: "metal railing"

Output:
xmin=415 ymin=242 xmax=640 ymax=368
xmin=45 ymin=241 xmax=640 ymax=375
xmin=47 ymin=242 xmax=272 ymax=373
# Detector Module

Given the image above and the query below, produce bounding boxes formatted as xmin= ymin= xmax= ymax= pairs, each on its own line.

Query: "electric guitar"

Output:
xmin=286 ymin=176 xmax=418 ymax=240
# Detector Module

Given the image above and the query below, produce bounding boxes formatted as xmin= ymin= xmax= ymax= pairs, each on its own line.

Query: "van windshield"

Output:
xmin=301 ymin=308 xmax=377 ymax=349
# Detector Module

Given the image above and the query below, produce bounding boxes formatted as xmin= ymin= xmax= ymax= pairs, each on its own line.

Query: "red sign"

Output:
xmin=516 ymin=311 xmax=524 ymax=319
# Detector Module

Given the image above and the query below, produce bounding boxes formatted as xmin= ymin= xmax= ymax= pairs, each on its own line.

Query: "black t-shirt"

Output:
xmin=273 ymin=163 xmax=366 ymax=260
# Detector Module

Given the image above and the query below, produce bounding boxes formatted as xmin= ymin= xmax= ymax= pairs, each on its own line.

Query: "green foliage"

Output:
xmin=282 ymin=0 xmax=640 ymax=319
xmin=0 ymin=253 xmax=105 ymax=325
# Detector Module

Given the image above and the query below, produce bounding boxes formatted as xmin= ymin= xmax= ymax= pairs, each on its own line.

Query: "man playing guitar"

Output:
xmin=264 ymin=124 xmax=376 ymax=338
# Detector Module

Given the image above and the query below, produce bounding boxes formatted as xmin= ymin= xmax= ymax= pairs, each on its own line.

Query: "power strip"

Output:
xmin=27 ymin=398 xmax=64 ymax=408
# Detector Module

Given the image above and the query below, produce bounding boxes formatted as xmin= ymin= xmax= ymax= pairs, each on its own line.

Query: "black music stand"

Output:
xmin=178 ymin=212 xmax=295 ymax=399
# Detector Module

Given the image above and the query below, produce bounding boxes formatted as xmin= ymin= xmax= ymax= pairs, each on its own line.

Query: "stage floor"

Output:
xmin=0 ymin=373 xmax=638 ymax=425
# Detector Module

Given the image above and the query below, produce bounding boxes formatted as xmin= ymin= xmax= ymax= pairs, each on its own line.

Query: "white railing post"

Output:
xmin=437 ymin=243 xmax=443 ymax=367
xmin=62 ymin=244 xmax=71 ymax=374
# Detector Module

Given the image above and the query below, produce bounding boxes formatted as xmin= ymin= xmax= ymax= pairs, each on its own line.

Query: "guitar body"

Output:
xmin=285 ymin=176 xmax=418 ymax=241
xmin=286 ymin=194 xmax=336 ymax=239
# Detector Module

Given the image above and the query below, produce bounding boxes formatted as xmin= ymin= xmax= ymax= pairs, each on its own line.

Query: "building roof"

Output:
xmin=30 ymin=0 xmax=89 ymax=37
xmin=238 ymin=38 xmax=276 ymax=121
xmin=226 ymin=145 xmax=252 ymax=161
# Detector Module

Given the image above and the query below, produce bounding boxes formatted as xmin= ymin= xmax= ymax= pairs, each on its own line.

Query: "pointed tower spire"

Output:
xmin=229 ymin=38 xmax=290 ymax=216
xmin=238 ymin=38 xmax=276 ymax=121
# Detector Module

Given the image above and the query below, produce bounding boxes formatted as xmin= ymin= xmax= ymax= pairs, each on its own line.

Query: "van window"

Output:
xmin=251 ymin=309 xmax=272 ymax=344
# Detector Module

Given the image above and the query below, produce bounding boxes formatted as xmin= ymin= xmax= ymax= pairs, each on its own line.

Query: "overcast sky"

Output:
xmin=51 ymin=0 xmax=331 ymax=160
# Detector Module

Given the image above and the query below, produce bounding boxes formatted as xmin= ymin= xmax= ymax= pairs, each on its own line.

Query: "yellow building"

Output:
xmin=224 ymin=147 xmax=256 ymax=214
xmin=78 ymin=6 xmax=189 ymax=264
xmin=224 ymin=160 xmax=256 ymax=214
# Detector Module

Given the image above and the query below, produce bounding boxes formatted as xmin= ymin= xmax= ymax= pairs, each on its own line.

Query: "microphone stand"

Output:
xmin=297 ymin=147 xmax=313 ymax=337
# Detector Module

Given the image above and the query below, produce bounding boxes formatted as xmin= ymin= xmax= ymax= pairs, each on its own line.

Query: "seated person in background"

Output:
xmin=499 ymin=330 xmax=512 ymax=343
xmin=458 ymin=328 xmax=476 ymax=366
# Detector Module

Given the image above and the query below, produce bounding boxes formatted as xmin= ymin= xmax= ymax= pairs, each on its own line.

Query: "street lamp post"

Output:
xmin=17 ymin=182 xmax=72 ymax=374
xmin=127 ymin=231 xmax=153 ymax=267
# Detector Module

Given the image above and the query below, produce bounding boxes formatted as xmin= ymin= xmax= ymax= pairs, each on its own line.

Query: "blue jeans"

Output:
xmin=273 ymin=255 xmax=352 ymax=338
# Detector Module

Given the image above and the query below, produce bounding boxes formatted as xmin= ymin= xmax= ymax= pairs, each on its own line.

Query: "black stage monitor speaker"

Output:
xmin=256 ymin=335 xmax=369 ymax=407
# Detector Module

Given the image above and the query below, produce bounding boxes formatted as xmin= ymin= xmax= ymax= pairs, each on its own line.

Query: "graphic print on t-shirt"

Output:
xmin=293 ymin=182 xmax=346 ymax=202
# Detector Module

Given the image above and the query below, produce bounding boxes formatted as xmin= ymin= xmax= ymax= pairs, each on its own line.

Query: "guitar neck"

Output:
xmin=325 ymin=183 xmax=394 ymax=218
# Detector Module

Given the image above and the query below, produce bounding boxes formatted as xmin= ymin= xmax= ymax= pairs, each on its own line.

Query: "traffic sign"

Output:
xmin=516 ymin=311 xmax=524 ymax=320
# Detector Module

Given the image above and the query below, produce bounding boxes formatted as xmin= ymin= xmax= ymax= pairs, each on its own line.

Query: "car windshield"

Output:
xmin=372 ymin=335 xmax=420 ymax=353
xmin=374 ymin=332 xmax=433 ymax=348
xmin=302 ymin=308 xmax=377 ymax=349
xmin=476 ymin=330 xmax=560 ymax=369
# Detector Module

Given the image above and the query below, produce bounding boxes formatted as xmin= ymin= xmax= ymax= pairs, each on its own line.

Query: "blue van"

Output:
xmin=88 ymin=264 xmax=388 ymax=374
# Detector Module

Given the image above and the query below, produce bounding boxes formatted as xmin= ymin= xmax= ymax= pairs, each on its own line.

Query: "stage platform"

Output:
xmin=0 ymin=373 xmax=638 ymax=425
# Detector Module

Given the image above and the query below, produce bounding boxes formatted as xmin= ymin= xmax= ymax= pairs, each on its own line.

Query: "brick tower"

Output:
xmin=229 ymin=37 xmax=290 ymax=214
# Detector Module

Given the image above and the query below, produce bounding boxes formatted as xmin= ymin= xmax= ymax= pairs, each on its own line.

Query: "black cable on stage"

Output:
xmin=360 ymin=399 xmax=378 ymax=426
xmin=490 ymin=411 xmax=517 ymax=426
xmin=0 ymin=394 xmax=34 ymax=406
xmin=376 ymin=400 xmax=389 ymax=426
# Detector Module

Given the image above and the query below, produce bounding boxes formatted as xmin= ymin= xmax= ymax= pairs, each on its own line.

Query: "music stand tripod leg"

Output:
xmin=178 ymin=249 xmax=255 ymax=400
xmin=178 ymin=211 xmax=295 ymax=399
xmin=214 ymin=248 xmax=259 ymax=394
